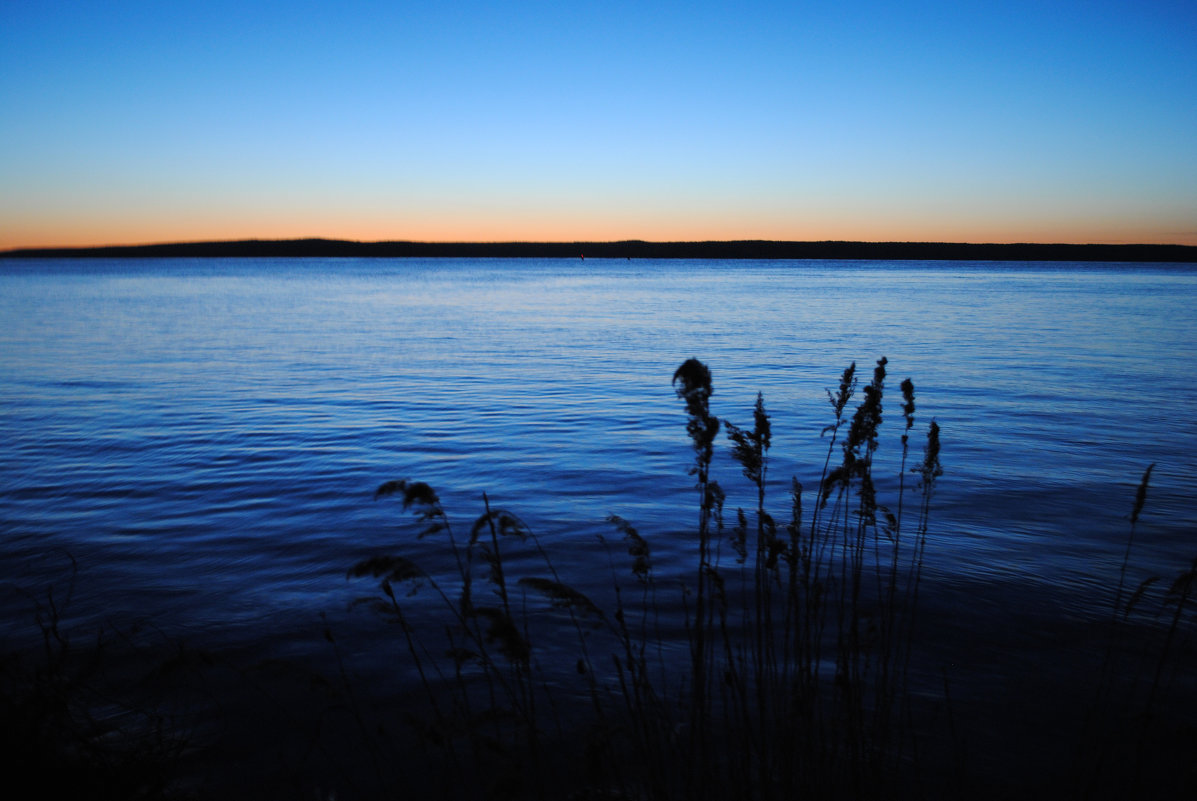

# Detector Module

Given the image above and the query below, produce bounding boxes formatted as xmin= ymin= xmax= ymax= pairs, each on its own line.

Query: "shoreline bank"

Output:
xmin=4 ymin=238 xmax=1196 ymax=262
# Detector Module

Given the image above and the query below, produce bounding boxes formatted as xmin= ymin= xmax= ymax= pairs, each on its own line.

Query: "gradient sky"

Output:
xmin=2 ymin=0 xmax=1195 ymax=248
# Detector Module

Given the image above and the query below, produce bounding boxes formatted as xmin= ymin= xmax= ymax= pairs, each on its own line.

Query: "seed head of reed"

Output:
xmin=753 ymin=391 xmax=771 ymax=451
xmin=517 ymin=577 xmax=605 ymax=624
xmin=674 ymin=358 xmax=720 ymax=463
xmin=857 ymin=472 xmax=878 ymax=524
xmin=726 ymin=423 xmax=762 ymax=485
xmin=1124 ymin=575 xmax=1161 ymax=619
xmin=1131 ymin=463 xmax=1154 ymax=526
xmin=347 ymin=554 xmax=427 ymax=589
xmin=673 ymin=357 xmax=713 ymax=409
xmin=916 ymin=420 xmax=943 ymax=487
xmin=731 ymin=508 xmax=749 ymax=563
xmin=786 ymin=478 xmax=803 ymax=557
xmin=1164 ymin=558 xmax=1197 ymax=606
xmin=844 ymin=385 xmax=880 ymax=456
xmin=900 ymin=378 xmax=916 ymax=442
xmin=844 ymin=357 xmax=887 ymax=459
xmin=726 ymin=393 xmax=771 ymax=487
xmin=470 ymin=508 xmax=532 ymax=546
xmin=606 ymin=514 xmax=651 ymax=581
xmin=374 ymin=478 xmax=438 ymax=508
xmin=761 ymin=512 xmax=783 ymax=569
xmin=821 ymin=464 xmax=848 ymax=508
xmin=827 ymin=361 xmax=858 ymax=421
xmin=375 ymin=479 xmax=444 ymax=527
xmin=706 ymin=479 xmax=726 ymax=527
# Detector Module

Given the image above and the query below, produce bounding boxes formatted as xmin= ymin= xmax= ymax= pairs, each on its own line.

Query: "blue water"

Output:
xmin=2 ymin=258 xmax=1196 ymax=779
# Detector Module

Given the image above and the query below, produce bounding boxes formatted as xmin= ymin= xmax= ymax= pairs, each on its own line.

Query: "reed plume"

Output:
xmin=347 ymin=356 xmax=946 ymax=800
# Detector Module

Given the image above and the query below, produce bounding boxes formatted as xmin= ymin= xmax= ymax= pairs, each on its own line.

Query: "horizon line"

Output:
xmin=3 ymin=237 xmax=1196 ymax=263
xmin=6 ymin=234 xmax=1197 ymax=251
xmin=4 ymin=234 xmax=1192 ymax=250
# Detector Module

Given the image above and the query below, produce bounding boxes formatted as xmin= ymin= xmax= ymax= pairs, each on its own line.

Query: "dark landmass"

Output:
xmin=3 ymin=238 xmax=1195 ymax=262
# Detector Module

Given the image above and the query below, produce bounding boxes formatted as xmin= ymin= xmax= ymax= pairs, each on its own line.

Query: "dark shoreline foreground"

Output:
xmin=3 ymin=238 xmax=1196 ymax=262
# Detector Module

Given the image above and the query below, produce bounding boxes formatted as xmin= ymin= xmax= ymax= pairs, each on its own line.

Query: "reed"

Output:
xmin=1077 ymin=462 xmax=1197 ymax=800
xmin=9 ymin=359 xmax=1191 ymax=798
xmin=0 ymin=556 xmax=191 ymax=800
xmin=349 ymin=357 xmax=945 ymax=799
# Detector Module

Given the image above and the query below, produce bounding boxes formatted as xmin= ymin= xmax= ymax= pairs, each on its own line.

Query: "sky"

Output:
xmin=1 ymin=0 xmax=1195 ymax=249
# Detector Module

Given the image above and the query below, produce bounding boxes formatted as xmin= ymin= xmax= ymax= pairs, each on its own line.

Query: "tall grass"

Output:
xmin=350 ymin=357 xmax=944 ymax=799
xmin=0 ymin=555 xmax=190 ymax=800
xmin=1078 ymin=463 xmax=1197 ymax=799
xmin=5 ymin=359 xmax=1190 ymax=798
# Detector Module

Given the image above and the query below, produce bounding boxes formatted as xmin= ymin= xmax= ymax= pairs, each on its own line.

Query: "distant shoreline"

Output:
xmin=2 ymin=238 xmax=1195 ymax=262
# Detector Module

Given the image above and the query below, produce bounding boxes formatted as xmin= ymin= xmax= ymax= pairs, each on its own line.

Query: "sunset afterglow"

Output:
xmin=2 ymin=0 xmax=1195 ymax=249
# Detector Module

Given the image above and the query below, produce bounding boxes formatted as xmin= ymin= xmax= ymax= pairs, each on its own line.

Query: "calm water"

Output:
xmin=2 ymin=257 xmax=1196 ymax=785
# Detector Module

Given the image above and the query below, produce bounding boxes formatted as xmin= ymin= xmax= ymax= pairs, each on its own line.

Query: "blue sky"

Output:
xmin=2 ymin=0 xmax=1194 ymax=247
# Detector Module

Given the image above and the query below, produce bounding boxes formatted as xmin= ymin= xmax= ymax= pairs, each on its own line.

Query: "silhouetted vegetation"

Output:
xmin=342 ymin=359 xmax=1193 ymax=800
xmin=3 ymin=360 xmax=1193 ymax=799
xmin=3 ymin=238 xmax=1195 ymax=262
xmin=0 ymin=556 xmax=190 ymax=799
xmin=342 ymin=357 xmax=944 ymax=799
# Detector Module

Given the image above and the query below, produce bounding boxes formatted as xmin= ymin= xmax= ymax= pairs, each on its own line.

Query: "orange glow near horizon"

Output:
xmin=5 ymin=208 xmax=1197 ymax=251
xmin=5 ymin=180 xmax=1196 ymax=249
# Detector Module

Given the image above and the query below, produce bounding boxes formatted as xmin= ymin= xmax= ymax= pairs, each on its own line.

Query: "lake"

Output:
xmin=2 ymin=257 xmax=1195 ymax=796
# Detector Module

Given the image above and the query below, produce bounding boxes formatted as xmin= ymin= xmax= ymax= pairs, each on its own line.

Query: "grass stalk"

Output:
xmin=348 ymin=356 xmax=944 ymax=800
